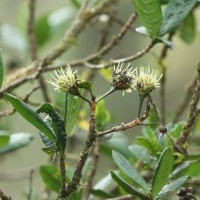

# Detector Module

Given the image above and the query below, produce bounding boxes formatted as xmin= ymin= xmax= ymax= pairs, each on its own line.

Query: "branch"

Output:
xmin=27 ymin=0 xmax=37 ymax=61
xmin=175 ymin=63 xmax=200 ymax=153
xmin=159 ymin=32 xmax=175 ymax=125
xmin=0 ymin=189 xmax=12 ymax=200
xmin=81 ymin=138 xmax=100 ymax=200
xmin=97 ymin=102 xmax=150 ymax=137
xmin=65 ymin=99 xmax=97 ymax=198
xmin=41 ymin=0 xmax=115 ymax=67
xmin=173 ymin=76 xmax=197 ymax=123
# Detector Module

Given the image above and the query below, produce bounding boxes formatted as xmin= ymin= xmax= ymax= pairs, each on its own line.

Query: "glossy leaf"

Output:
xmin=110 ymin=171 xmax=149 ymax=200
xmin=112 ymin=150 xmax=150 ymax=193
xmin=134 ymin=0 xmax=162 ymax=37
xmin=159 ymin=0 xmax=197 ymax=36
xmin=0 ymin=133 xmax=33 ymax=154
xmin=0 ymin=132 xmax=9 ymax=148
xmin=66 ymin=94 xmax=82 ymax=135
xmin=40 ymin=165 xmax=61 ymax=193
xmin=152 ymin=147 xmax=174 ymax=197
xmin=0 ymin=49 xmax=4 ymax=89
xmin=179 ymin=12 xmax=196 ymax=44
xmin=155 ymin=176 xmax=188 ymax=200
xmin=129 ymin=145 xmax=156 ymax=165
xmin=4 ymin=93 xmax=57 ymax=142
xmin=39 ymin=115 xmax=58 ymax=154
xmin=36 ymin=103 xmax=66 ymax=151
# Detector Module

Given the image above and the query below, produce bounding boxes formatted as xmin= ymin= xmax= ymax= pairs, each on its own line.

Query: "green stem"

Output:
xmin=138 ymin=94 xmax=145 ymax=118
xmin=64 ymin=92 xmax=68 ymax=124
xmin=96 ymin=87 xmax=116 ymax=102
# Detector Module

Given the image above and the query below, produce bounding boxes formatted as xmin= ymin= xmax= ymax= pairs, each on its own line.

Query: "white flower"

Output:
xmin=132 ymin=66 xmax=162 ymax=95
xmin=48 ymin=65 xmax=79 ymax=93
xmin=112 ymin=62 xmax=135 ymax=94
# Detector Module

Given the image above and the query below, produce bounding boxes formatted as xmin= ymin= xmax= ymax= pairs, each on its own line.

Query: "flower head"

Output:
xmin=112 ymin=62 xmax=135 ymax=94
xmin=132 ymin=66 xmax=162 ymax=96
xmin=48 ymin=65 xmax=79 ymax=94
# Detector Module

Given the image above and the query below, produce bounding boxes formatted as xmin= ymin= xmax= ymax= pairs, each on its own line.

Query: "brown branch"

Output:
xmin=27 ymin=0 xmax=37 ymax=61
xmin=65 ymin=99 xmax=97 ymax=198
xmin=81 ymin=138 xmax=100 ymax=200
xmin=97 ymin=102 xmax=150 ymax=137
xmin=0 ymin=0 xmax=117 ymax=98
xmin=85 ymin=12 xmax=137 ymax=63
xmin=173 ymin=76 xmax=197 ymax=123
xmin=175 ymin=63 xmax=200 ymax=153
xmin=58 ymin=153 xmax=67 ymax=198
xmin=41 ymin=0 xmax=114 ymax=67
xmin=0 ymin=189 xmax=11 ymax=200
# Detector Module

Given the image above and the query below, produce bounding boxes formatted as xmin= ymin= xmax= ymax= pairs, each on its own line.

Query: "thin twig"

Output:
xmin=27 ymin=169 xmax=34 ymax=200
xmin=0 ymin=86 xmax=39 ymax=118
xmin=81 ymin=138 xmax=100 ymax=200
xmin=97 ymin=102 xmax=150 ymax=137
xmin=159 ymin=32 xmax=175 ymax=125
xmin=0 ymin=189 xmax=11 ymax=200
xmin=0 ymin=0 xmax=117 ymax=99
xmin=85 ymin=12 xmax=137 ymax=63
xmin=27 ymin=0 xmax=37 ymax=61
xmin=42 ymin=0 xmax=112 ymax=66
xmin=173 ymin=76 xmax=197 ymax=123
xmin=175 ymin=63 xmax=200 ymax=154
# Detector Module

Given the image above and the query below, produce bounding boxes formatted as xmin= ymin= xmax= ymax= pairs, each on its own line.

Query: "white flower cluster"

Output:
xmin=48 ymin=65 xmax=79 ymax=93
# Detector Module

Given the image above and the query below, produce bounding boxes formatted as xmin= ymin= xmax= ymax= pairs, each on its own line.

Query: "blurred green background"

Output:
xmin=0 ymin=0 xmax=200 ymax=199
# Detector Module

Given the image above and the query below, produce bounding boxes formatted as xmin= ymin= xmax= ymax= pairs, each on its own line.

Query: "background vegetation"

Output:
xmin=0 ymin=0 xmax=200 ymax=200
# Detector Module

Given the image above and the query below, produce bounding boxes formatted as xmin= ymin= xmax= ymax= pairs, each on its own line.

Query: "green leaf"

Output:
xmin=159 ymin=0 xmax=197 ymax=36
xmin=172 ymin=161 xmax=200 ymax=178
xmin=101 ymin=133 xmax=130 ymax=158
xmin=36 ymin=103 xmax=66 ymax=151
xmin=91 ymin=189 xmax=114 ymax=198
xmin=134 ymin=0 xmax=162 ymax=37
xmin=0 ymin=133 xmax=33 ymax=154
xmin=152 ymin=147 xmax=174 ymax=197
xmin=96 ymin=100 xmax=110 ymax=131
xmin=112 ymin=150 xmax=150 ymax=194
xmin=110 ymin=171 xmax=149 ymax=200
xmin=77 ymin=81 xmax=92 ymax=93
xmin=39 ymin=115 xmax=58 ymax=154
xmin=0 ymin=132 xmax=10 ymax=148
xmin=0 ymin=49 xmax=4 ymax=89
xmin=40 ymin=165 xmax=61 ymax=193
xmin=129 ymin=145 xmax=156 ymax=165
xmin=155 ymin=176 xmax=188 ymax=200
xmin=4 ymin=93 xmax=57 ymax=142
xmin=179 ymin=12 xmax=196 ymax=44
xmin=35 ymin=15 xmax=51 ymax=46
xmin=154 ymin=37 xmax=175 ymax=50
xmin=66 ymin=94 xmax=82 ymax=135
